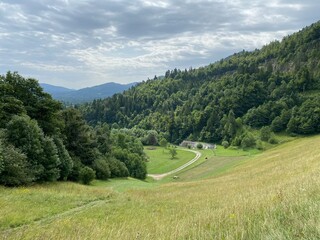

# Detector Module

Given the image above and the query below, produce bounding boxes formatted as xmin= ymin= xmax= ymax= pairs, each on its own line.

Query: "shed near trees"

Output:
xmin=179 ymin=140 xmax=216 ymax=149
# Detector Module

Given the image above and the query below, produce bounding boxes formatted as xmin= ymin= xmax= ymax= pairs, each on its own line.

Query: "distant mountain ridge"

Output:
xmin=40 ymin=83 xmax=75 ymax=93
xmin=40 ymin=82 xmax=137 ymax=104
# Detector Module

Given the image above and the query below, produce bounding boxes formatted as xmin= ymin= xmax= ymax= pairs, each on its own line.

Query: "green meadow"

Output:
xmin=144 ymin=146 xmax=196 ymax=174
xmin=1 ymin=136 xmax=320 ymax=239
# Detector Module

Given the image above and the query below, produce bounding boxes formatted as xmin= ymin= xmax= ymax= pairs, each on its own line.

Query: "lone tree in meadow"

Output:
xmin=169 ymin=147 xmax=177 ymax=159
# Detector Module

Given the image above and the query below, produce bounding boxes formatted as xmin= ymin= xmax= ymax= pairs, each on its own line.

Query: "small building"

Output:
xmin=179 ymin=141 xmax=197 ymax=148
xmin=203 ymin=143 xmax=216 ymax=149
xmin=179 ymin=141 xmax=216 ymax=149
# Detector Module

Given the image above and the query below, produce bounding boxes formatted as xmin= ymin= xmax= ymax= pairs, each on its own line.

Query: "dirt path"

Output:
xmin=148 ymin=149 xmax=202 ymax=180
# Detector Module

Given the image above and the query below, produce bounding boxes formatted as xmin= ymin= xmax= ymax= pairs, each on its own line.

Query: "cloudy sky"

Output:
xmin=0 ymin=0 xmax=319 ymax=89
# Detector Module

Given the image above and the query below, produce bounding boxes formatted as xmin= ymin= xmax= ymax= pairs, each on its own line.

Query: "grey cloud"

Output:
xmin=0 ymin=0 xmax=319 ymax=88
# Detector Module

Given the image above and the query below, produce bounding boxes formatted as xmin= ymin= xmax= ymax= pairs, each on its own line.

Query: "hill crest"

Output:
xmin=41 ymin=82 xmax=137 ymax=104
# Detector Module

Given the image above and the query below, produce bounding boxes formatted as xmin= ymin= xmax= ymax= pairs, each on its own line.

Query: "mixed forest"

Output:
xmin=82 ymin=21 xmax=320 ymax=147
xmin=1 ymin=21 xmax=320 ymax=186
xmin=0 ymin=72 xmax=147 ymax=186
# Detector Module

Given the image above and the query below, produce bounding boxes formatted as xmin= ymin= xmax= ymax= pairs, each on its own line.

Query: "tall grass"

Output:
xmin=0 ymin=182 xmax=112 ymax=230
xmin=1 ymin=136 xmax=319 ymax=239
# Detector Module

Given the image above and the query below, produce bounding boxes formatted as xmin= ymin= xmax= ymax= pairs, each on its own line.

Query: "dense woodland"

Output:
xmin=1 ymin=21 xmax=320 ymax=186
xmin=82 ymin=21 xmax=320 ymax=146
xmin=0 ymin=73 xmax=147 ymax=186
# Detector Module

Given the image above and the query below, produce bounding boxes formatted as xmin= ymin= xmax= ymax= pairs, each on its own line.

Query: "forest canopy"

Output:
xmin=81 ymin=21 xmax=320 ymax=144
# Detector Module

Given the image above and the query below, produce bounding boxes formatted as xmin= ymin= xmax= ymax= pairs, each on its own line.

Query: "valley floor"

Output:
xmin=1 ymin=136 xmax=320 ymax=239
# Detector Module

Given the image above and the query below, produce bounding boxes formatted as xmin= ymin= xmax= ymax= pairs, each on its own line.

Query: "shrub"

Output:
xmin=142 ymin=130 xmax=158 ymax=146
xmin=108 ymin=158 xmax=129 ymax=178
xmin=231 ymin=136 xmax=241 ymax=146
xmin=196 ymin=143 xmax=203 ymax=149
xmin=222 ymin=140 xmax=229 ymax=149
xmin=260 ymin=126 xmax=272 ymax=142
xmin=127 ymin=154 xmax=147 ymax=179
xmin=93 ymin=158 xmax=111 ymax=180
xmin=241 ymin=133 xmax=256 ymax=149
xmin=79 ymin=166 xmax=96 ymax=185
xmin=268 ymin=136 xmax=278 ymax=144
xmin=256 ymin=140 xmax=265 ymax=150
xmin=159 ymin=138 xmax=168 ymax=148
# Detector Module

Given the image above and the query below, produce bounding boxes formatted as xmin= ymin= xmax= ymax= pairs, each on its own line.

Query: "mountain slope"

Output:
xmin=40 ymin=83 xmax=75 ymax=94
xmin=82 ymin=21 xmax=320 ymax=144
xmin=41 ymin=82 xmax=137 ymax=104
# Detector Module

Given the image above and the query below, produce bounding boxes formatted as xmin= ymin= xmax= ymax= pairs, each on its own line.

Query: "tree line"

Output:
xmin=0 ymin=72 xmax=147 ymax=186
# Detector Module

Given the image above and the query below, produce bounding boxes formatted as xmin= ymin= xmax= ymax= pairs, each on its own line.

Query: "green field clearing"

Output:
xmin=1 ymin=136 xmax=319 ymax=239
xmin=144 ymin=146 xmax=196 ymax=174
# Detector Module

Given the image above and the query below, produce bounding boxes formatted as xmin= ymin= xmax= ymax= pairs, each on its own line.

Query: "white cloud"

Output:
xmin=21 ymin=62 xmax=77 ymax=72
xmin=269 ymin=0 xmax=304 ymax=10
xmin=0 ymin=0 xmax=319 ymax=88
xmin=140 ymin=0 xmax=170 ymax=8
xmin=67 ymin=29 xmax=295 ymax=76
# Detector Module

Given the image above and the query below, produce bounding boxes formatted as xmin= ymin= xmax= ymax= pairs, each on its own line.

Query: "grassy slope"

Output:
xmin=0 ymin=183 xmax=113 ymax=230
xmin=144 ymin=146 xmax=195 ymax=174
xmin=171 ymin=146 xmax=261 ymax=182
xmin=1 ymin=136 xmax=320 ymax=239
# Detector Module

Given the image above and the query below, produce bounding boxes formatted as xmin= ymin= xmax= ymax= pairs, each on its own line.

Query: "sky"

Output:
xmin=0 ymin=0 xmax=319 ymax=89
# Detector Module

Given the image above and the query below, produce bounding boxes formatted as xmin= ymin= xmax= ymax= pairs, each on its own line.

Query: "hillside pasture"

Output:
xmin=1 ymin=136 xmax=319 ymax=239
xmin=144 ymin=146 xmax=196 ymax=174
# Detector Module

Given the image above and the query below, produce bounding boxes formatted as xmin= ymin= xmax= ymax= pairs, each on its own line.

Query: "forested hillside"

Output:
xmin=82 ymin=21 xmax=320 ymax=145
xmin=0 ymin=73 xmax=146 ymax=186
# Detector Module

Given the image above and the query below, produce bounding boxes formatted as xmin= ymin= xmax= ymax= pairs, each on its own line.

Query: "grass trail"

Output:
xmin=2 ymin=199 xmax=109 ymax=234
xmin=0 ymin=182 xmax=113 ymax=230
